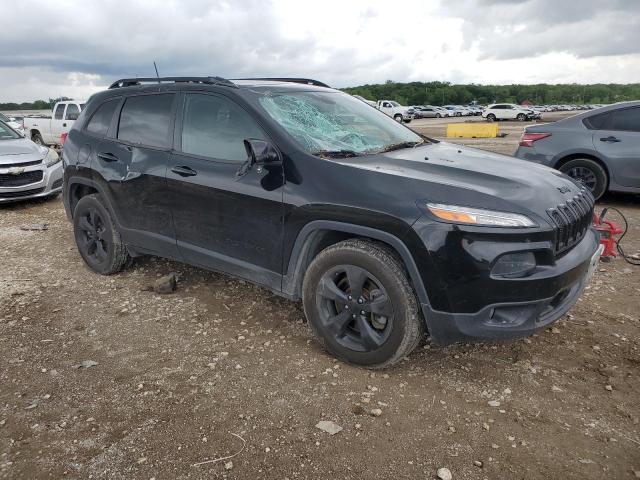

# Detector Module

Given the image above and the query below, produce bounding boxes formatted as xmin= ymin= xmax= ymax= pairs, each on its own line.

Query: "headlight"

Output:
xmin=425 ymin=203 xmax=536 ymax=227
xmin=43 ymin=148 xmax=60 ymax=167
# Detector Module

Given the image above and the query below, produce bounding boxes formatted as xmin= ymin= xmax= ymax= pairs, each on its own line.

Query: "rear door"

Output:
xmin=167 ymin=92 xmax=284 ymax=288
xmin=592 ymin=106 xmax=640 ymax=187
xmin=96 ymin=92 xmax=179 ymax=257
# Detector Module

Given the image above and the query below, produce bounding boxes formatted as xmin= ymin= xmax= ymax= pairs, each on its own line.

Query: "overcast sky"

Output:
xmin=1 ymin=0 xmax=639 ymax=102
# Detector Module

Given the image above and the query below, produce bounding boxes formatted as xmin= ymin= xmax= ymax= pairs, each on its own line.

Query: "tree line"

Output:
xmin=341 ymin=81 xmax=640 ymax=106
xmin=0 ymin=97 xmax=73 ymax=111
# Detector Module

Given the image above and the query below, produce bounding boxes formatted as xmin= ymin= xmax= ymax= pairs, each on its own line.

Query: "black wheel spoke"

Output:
xmin=344 ymin=265 xmax=367 ymax=298
xmin=95 ymin=240 xmax=108 ymax=261
xmin=356 ymin=315 xmax=384 ymax=349
xmin=324 ymin=310 xmax=352 ymax=337
xmin=318 ymin=277 xmax=348 ymax=303
xmin=362 ymin=293 xmax=392 ymax=316
xmin=78 ymin=216 xmax=93 ymax=233
xmin=86 ymin=239 xmax=97 ymax=256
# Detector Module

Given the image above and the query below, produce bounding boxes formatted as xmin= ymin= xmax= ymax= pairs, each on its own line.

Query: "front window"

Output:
xmin=258 ymin=91 xmax=424 ymax=156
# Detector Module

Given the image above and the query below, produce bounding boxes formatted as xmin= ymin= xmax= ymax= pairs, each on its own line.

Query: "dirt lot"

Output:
xmin=1 ymin=115 xmax=639 ymax=479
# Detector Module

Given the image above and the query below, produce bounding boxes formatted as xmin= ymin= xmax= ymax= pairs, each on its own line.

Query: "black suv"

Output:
xmin=62 ymin=76 xmax=601 ymax=368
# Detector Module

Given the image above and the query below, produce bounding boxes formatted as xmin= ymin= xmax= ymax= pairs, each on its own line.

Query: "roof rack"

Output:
xmin=108 ymin=76 xmax=238 ymax=89
xmin=234 ymin=77 xmax=331 ymax=88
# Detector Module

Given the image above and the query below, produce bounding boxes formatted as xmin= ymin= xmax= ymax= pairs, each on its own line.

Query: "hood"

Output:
xmin=0 ymin=138 xmax=46 ymax=165
xmin=336 ymin=141 xmax=584 ymax=225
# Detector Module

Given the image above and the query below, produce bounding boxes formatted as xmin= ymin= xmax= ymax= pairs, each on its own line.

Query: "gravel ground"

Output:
xmin=1 ymin=116 xmax=639 ymax=479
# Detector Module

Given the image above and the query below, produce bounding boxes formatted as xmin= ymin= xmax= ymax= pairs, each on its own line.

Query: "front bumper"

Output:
xmin=0 ymin=161 xmax=62 ymax=203
xmin=410 ymin=222 xmax=599 ymax=344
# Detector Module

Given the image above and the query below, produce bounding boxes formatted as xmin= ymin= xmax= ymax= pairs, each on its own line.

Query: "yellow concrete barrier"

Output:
xmin=446 ymin=123 xmax=498 ymax=138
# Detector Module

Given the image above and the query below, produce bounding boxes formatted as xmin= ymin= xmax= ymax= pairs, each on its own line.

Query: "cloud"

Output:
xmin=440 ymin=0 xmax=640 ymax=60
xmin=0 ymin=0 xmax=638 ymax=102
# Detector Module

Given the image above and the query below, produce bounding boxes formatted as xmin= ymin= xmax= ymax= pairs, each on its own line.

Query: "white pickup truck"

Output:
xmin=376 ymin=100 xmax=413 ymax=123
xmin=24 ymin=100 xmax=85 ymax=146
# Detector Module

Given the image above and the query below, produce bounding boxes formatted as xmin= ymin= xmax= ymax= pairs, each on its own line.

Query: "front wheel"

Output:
xmin=393 ymin=114 xmax=403 ymax=122
xmin=486 ymin=114 xmax=496 ymax=122
xmin=32 ymin=132 xmax=44 ymax=145
xmin=516 ymin=113 xmax=526 ymax=121
xmin=435 ymin=113 xmax=441 ymax=118
xmin=302 ymin=239 xmax=424 ymax=369
xmin=73 ymin=194 xmax=130 ymax=275
xmin=559 ymin=158 xmax=608 ymax=200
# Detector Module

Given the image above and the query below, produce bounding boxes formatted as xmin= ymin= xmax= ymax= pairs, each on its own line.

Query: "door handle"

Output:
xmin=171 ymin=165 xmax=198 ymax=177
xmin=600 ymin=136 xmax=621 ymax=143
xmin=97 ymin=152 xmax=119 ymax=162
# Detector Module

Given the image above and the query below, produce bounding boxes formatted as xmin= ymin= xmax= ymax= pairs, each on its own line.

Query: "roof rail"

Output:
xmin=108 ymin=76 xmax=238 ymax=89
xmin=234 ymin=77 xmax=331 ymax=88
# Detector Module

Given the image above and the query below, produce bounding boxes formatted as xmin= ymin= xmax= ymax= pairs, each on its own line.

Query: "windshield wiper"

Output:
xmin=379 ymin=141 xmax=425 ymax=153
xmin=312 ymin=149 xmax=361 ymax=158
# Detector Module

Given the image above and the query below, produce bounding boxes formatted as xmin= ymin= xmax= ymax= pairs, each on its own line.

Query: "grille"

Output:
xmin=0 ymin=159 xmax=42 ymax=169
xmin=547 ymin=188 xmax=594 ymax=255
xmin=0 ymin=170 xmax=44 ymax=187
xmin=0 ymin=187 xmax=45 ymax=198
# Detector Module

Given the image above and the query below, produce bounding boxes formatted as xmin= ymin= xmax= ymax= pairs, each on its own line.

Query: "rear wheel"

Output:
xmin=302 ymin=239 xmax=424 ymax=369
xmin=73 ymin=194 xmax=130 ymax=274
xmin=559 ymin=158 xmax=608 ymax=200
xmin=32 ymin=132 xmax=44 ymax=145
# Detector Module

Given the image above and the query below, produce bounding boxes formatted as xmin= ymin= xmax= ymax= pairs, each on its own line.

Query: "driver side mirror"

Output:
xmin=244 ymin=139 xmax=281 ymax=167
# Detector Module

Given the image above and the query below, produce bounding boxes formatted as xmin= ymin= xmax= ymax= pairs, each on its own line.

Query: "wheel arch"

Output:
xmin=282 ymin=221 xmax=431 ymax=309
xmin=65 ymin=177 xmax=113 ymax=221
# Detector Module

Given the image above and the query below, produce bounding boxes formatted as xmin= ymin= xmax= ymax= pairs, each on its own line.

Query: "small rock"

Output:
xmin=473 ymin=460 xmax=483 ymax=468
xmin=75 ymin=360 xmax=98 ymax=369
xmin=633 ymin=470 xmax=640 ymax=478
xmin=315 ymin=420 xmax=343 ymax=435
xmin=551 ymin=385 xmax=563 ymax=393
xmin=436 ymin=467 xmax=452 ymax=480
xmin=605 ymin=384 xmax=613 ymax=391
xmin=482 ymin=422 xmax=490 ymax=431
xmin=20 ymin=223 xmax=48 ymax=231
xmin=488 ymin=400 xmax=500 ymax=407
xmin=153 ymin=273 xmax=177 ymax=294
xmin=224 ymin=461 xmax=233 ymax=470
xmin=370 ymin=408 xmax=383 ymax=417
xmin=137 ymin=457 xmax=147 ymax=464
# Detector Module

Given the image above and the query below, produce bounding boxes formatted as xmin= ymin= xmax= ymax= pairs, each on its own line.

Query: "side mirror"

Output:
xmin=243 ymin=139 xmax=281 ymax=166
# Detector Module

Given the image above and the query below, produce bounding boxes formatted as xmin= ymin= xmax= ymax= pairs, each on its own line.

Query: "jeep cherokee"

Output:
xmin=62 ymin=76 xmax=601 ymax=368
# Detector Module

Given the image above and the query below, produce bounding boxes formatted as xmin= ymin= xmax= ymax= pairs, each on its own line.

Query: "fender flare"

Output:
xmin=550 ymin=149 xmax=608 ymax=170
xmin=282 ymin=220 xmax=431 ymax=309
xmin=64 ymin=176 xmax=116 ymax=221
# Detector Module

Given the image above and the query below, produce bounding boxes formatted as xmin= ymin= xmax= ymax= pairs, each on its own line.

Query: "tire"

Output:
xmin=435 ymin=113 xmax=441 ymax=118
xmin=73 ymin=194 xmax=130 ymax=275
xmin=486 ymin=114 xmax=496 ymax=122
xmin=558 ymin=158 xmax=608 ymax=200
xmin=456 ymin=112 xmax=462 ymax=117
xmin=302 ymin=239 xmax=424 ymax=369
xmin=516 ymin=113 xmax=526 ymax=121
xmin=32 ymin=132 xmax=44 ymax=145
xmin=393 ymin=114 xmax=403 ymax=122
xmin=403 ymin=119 xmax=411 ymax=124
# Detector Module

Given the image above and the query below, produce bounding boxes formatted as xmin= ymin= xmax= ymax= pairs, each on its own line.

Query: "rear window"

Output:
xmin=608 ymin=107 xmax=640 ymax=132
xmin=583 ymin=111 xmax=610 ymax=130
xmin=86 ymin=98 xmax=120 ymax=136
xmin=117 ymin=94 xmax=175 ymax=148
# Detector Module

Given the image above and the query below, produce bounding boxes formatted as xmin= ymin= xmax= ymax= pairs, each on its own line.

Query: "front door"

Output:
xmin=593 ymin=105 xmax=640 ymax=188
xmin=167 ymin=92 xmax=285 ymax=288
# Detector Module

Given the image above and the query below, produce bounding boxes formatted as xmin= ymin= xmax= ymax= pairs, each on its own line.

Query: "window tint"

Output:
xmin=118 ymin=94 xmax=175 ymax=148
xmin=181 ymin=94 xmax=264 ymax=162
xmin=54 ymin=104 xmax=65 ymax=120
xmin=608 ymin=107 xmax=640 ymax=132
xmin=65 ymin=103 xmax=80 ymax=120
xmin=584 ymin=112 xmax=610 ymax=130
xmin=86 ymin=98 xmax=120 ymax=136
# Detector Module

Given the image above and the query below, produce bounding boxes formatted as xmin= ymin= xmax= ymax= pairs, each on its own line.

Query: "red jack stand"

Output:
xmin=593 ymin=212 xmax=623 ymax=262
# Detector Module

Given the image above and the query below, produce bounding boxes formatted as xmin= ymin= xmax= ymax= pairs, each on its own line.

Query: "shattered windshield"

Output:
xmin=258 ymin=91 xmax=424 ymax=157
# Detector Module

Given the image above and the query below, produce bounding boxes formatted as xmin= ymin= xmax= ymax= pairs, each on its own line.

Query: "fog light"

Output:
xmin=491 ymin=252 xmax=536 ymax=278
